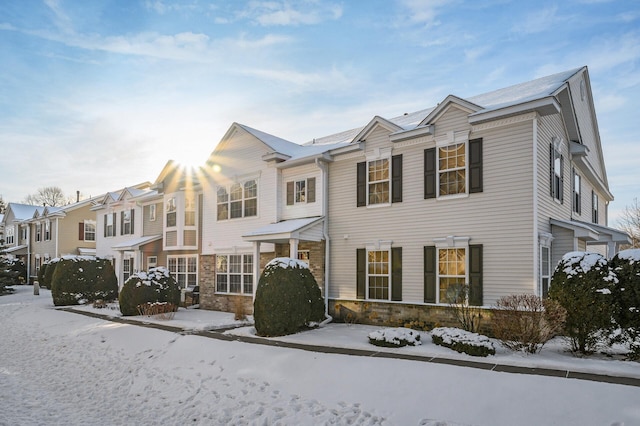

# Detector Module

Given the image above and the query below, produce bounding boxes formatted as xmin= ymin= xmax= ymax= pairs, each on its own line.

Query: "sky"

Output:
xmin=0 ymin=0 xmax=639 ymax=224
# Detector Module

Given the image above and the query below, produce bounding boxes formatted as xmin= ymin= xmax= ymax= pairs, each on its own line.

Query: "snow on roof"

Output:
xmin=238 ymin=124 xmax=308 ymax=157
xmin=243 ymin=216 xmax=323 ymax=237
xmin=8 ymin=203 xmax=44 ymax=221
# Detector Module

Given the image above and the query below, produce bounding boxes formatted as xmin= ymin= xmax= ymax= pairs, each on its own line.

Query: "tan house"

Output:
xmin=0 ymin=203 xmax=44 ymax=281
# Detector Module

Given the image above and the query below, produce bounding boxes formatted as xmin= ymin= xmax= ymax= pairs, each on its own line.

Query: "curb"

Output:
xmin=61 ymin=308 xmax=640 ymax=388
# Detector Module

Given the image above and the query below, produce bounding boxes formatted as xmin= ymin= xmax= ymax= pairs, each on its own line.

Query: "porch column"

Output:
xmin=289 ymin=238 xmax=299 ymax=260
xmin=252 ymin=241 xmax=261 ymax=301
xmin=607 ymin=241 xmax=617 ymax=259
xmin=116 ymin=251 xmax=124 ymax=288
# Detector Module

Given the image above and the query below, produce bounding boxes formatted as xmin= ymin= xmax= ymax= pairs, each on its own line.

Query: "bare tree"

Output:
xmin=22 ymin=186 xmax=69 ymax=207
xmin=617 ymin=198 xmax=640 ymax=249
xmin=0 ymin=195 xmax=5 ymax=214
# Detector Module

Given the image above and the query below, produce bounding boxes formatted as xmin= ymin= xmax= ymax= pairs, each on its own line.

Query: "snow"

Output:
xmin=2 ymin=285 xmax=640 ymax=426
xmin=265 ymin=256 xmax=310 ymax=270
xmin=618 ymin=248 xmax=640 ymax=264
xmin=368 ymin=327 xmax=422 ymax=347
xmin=431 ymin=327 xmax=495 ymax=352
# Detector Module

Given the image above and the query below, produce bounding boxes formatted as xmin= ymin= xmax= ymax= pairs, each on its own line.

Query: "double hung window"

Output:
xmin=216 ymin=254 xmax=253 ymax=294
xmin=217 ymin=180 xmax=258 ymax=220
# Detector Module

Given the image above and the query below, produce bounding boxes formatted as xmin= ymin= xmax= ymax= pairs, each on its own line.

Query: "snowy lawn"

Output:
xmin=1 ymin=285 xmax=639 ymax=426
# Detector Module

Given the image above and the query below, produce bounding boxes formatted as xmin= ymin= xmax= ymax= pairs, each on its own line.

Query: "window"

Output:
xmin=297 ymin=250 xmax=310 ymax=265
xmin=123 ymin=258 xmax=133 ymax=282
xmin=287 ymin=178 xmax=316 ymax=205
xmin=438 ymin=248 xmax=466 ymax=303
xmin=166 ymin=198 xmax=177 ymax=227
xmin=83 ymin=221 xmax=96 ymax=241
xmin=572 ymin=169 xmax=581 ymax=214
xmin=439 ymin=143 xmax=466 ymax=196
xmin=105 ymin=213 xmax=116 ymax=237
xmin=357 ymin=155 xmax=402 ymax=206
xmin=44 ymin=221 xmax=51 ymax=241
xmin=35 ymin=223 xmax=42 ymax=242
xmin=168 ymin=255 xmax=197 ymax=288
xmin=6 ymin=227 xmax=14 ymax=244
xmin=147 ymin=256 xmax=157 ymax=268
xmin=184 ymin=197 xmax=195 ymax=226
xmin=149 ymin=204 xmax=156 ymax=222
xmin=425 ymin=138 xmax=482 ymax=199
xmin=21 ymin=227 xmax=27 ymax=242
xmin=592 ymin=191 xmax=599 ymax=224
xmin=217 ymin=180 xmax=258 ymax=220
xmin=367 ymin=250 xmax=390 ymax=300
xmin=216 ymin=254 xmax=253 ymax=294
xmin=121 ymin=209 xmax=134 ymax=235
xmin=540 ymin=246 xmax=551 ymax=298
xmin=550 ymin=140 xmax=564 ymax=202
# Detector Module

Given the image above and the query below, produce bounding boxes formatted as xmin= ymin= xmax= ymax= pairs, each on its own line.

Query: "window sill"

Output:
xmin=366 ymin=202 xmax=392 ymax=209
xmin=436 ymin=193 xmax=469 ymax=201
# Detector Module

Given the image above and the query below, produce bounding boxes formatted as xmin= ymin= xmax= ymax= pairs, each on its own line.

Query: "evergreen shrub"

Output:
xmin=431 ymin=327 xmax=495 ymax=357
xmin=51 ymin=256 xmax=118 ymax=306
xmin=37 ymin=262 xmax=47 ymax=287
xmin=118 ymin=267 xmax=181 ymax=316
xmin=610 ymin=249 xmax=640 ymax=359
xmin=549 ymin=251 xmax=616 ymax=354
xmin=368 ymin=328 xmax=422 ymax=348
xmin=254 ymin=257 xmax=325 ymax=337
xmin=42 ymin=258 xmax=60 ymax=289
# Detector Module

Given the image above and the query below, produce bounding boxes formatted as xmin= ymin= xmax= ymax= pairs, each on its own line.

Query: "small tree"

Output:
xmin=254 ymin=258 xmax=325 ymax=337
xmin=445 ymin=283 xmax=483 ymax=333
xmin=492 ymin=294 xmax=566 ymax=354
xmin=549 ymin=252 xmax=616 ymax=354
xmin=617 ymin=198 xmax=640 ymax=249
xmin=610 ymin=249 xmax=640 ymax=359
xmin=118 ymin=267 xmax=181 ymax=316
xmin=51 ymin=256 xmax=118 ymax=306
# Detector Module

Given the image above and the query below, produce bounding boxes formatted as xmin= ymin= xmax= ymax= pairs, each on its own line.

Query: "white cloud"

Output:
xmin=397 ymin=0 xmax=453 ymax=26
xmin=243 ymin=1 xmax=343 ymax=26
xmin=511 ymin=6 xmax=559 ymax=35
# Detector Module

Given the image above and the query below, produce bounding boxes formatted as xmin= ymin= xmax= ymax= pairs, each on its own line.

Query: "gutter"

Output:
xmin=315 ymin=158 xmax=333 ymax=326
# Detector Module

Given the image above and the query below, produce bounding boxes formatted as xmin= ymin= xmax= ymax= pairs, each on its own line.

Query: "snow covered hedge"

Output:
xmin=431 ymin=327 xmax=495 ymax=357
xmin=549 ymin=251 xmax=617 ymax=354
xmin=254 ymin=257 xmax=325 ymax=337
xmin=368 ymin=327 xmax=422 ymax=348
xmin=118 ymin=267 xmax=180 ymax=316
xmin=50 ymin=256 xmax=118 ymax=306
xmin=610 ymin=249 xmax=640 ymax=358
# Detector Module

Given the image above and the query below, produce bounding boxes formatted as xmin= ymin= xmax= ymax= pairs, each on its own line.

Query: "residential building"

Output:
xmin=0 ymin=203 xmax=44 ymax=281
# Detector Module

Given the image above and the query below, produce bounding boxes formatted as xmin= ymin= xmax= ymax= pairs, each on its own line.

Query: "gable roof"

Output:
xmin=4 ymin=203 xmax=45 ymax=223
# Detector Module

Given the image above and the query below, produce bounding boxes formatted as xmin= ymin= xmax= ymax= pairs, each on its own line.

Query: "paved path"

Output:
xmin=62 ymin=308 xmax=640 ymax=388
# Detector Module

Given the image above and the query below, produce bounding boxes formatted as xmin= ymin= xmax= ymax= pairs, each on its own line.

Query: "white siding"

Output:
xmin=328 ymin=107 xmax=536 ymax=306
xmin=281 ymin=163 xmax=323 ymax=220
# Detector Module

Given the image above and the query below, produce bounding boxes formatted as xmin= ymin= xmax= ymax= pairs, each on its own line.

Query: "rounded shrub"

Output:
xmin=118 ymin=267 xmax=181 ymax=316
xmin=549 ymin=251 xmax=617 ymax=354
xmin=610 ymin=248 xmax=640 ymax=358
xmin=37 ymin=262 xmax=47 ymax=287
xmin=50 ymin=256 xmax=118 ymax=306
xmin=254 ymin=257 xmax=325 ymax=337
xmin=42 ymin=258 xmax=61 ymax=289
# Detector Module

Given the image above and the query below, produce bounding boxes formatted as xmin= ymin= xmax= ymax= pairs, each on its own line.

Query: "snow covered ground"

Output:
xmin=1 ymin=285 xmax=639 ymax=426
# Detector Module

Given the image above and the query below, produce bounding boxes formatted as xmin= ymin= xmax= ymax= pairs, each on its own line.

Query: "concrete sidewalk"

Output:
xmin=62 ymin=307 xmax=640 ymax=388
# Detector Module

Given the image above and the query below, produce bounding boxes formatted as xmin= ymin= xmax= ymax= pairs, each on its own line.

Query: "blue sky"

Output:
xmin=1 ymin=0 xmax=638 ymax=224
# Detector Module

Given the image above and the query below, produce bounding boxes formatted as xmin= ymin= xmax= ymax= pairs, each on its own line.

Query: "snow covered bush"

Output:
xmin=51 ymin=256 xmax=118 ymax=306
xmin=549 ymin=251 xmax=616 ymax=354
xmin=492 ymin=294 xmax=566 ymax=354
xmin=41 ymin=257 xmax=60 ymax=289
xmin=253 ymin=257 xmax=325 ymax=337
xmin=610 ymin=249 xmax=640 ymax=359
xmin=0 ymin=257 xmax=20 ymax=293
xmin=118 ymin=267 xmax=181 ymax=316
xmin=368 ymin=327 xmax=422 ymax=348
xmin=431 ymin=327 xmax=495 ymax=357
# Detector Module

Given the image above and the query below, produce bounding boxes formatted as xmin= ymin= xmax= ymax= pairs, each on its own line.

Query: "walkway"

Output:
xmin=61 ymin=308 xmax=640 ymax=388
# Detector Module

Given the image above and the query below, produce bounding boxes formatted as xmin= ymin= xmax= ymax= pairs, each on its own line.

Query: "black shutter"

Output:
xmin=424 ymin=246 xmax=436 ymax=303
xmin=79 ymin=222 xmax=84 ymax=241
xmin=131 ymin=209 xmax=135 ymax=234
xmin=469 ymin=138 xmax=483 ymax=193
xmin=391 ymin=154 xmax=403 ymax=203
xmin=549 ymin=143 xmax=554 ymax=198
xmin=120 ymin=211 xmax=124 ymax=235
xmin=286 ymin=181 xmax=294 ymax=205
xmin=357 ymin=162 xmax=366 ymax=207
xmin=307 ymin=177 xmax=316 ymax=203
xmin=356 ymin=248 xmax=366 ymax=299
xmin=469 ymin=244 xmax=483 ymax=306
xmin=103 ymin=214 xmax=107 ymax=237
xmin=559 ymin=155 xmax=564 ymax=203
xmin=424 ymin=148 xmax=436 ymax=199
xmin=112 ymin=213 xmax=117 ymax=235
xmin=391 ymin=247 xmax=402 ymax=301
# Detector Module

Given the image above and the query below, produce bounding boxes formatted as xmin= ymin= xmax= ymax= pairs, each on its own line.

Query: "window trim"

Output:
xmin=84 ymin=220 xmax=96 ymax=241
xmin=436 ymin=141 xmax=468 ymax=198
xmin=592 ymin=190 xmax=599 ymax=224
xmin=366 ymin=247 xmax=391 ymax=301
xmin=167 ymin=255 xmax=198 ymax=289
xmin=216 ymin=179 xmax=258 ymax=221
xmin=572 ymin=168 xmax=581 ymax=215
xmin=550 ymin=138 xmax=564 ymax=203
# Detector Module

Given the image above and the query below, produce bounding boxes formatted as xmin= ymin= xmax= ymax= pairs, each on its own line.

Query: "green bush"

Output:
xmin=118 ymin=267 xmax=181 ymax=316
xmin=37 ymin=262 xmax=47 ymax=287
xmin=368 ymin=328 xmax=422 ymax=348
xmin=610 ymin=249 xmax=640 ymax=359
xmin=254 ymin=258 xmax=325 ymax=337
xmin=0 ymin=257 xmax=21 ymax=293
xmin=431 ymin=327 xmax=495 ymax=357
xmin=549 ymin=251 xmax=616 ymax=354
xmin=51 ymin=256 xmax=118 ymax=306
xmin=42 ymin=258 xmax=60 ymax=289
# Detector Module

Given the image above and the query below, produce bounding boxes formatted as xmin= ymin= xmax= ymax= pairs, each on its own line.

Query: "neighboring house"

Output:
xmin=199 ymin=123 xmax=347 ymax=313
xmin=196 ymin=66 xmax=628 ymax=326
xmin=92 ymin=182 xmax=159 ymax=287
xmin=27 ymin=199 xmax=100 ymax=280
xmin=0 ymin=203 xmax=44 ymax=281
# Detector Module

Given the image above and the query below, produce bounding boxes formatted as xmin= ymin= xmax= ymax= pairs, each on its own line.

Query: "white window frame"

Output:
xmin=184 ymin=196 xmax=196 ymax=226
xmin=147 ymin=256 xmax=158 ymax=269
xmin=6 ymin=227 xmax=14 ymax=245
xmin=122 ymin=256 xmax=133 ymax=282
xmin=365 ymin=241 xmax=392 ymax=301
xmin=35 ymin=223 xmax=42 ymax=242
xmin=215 ymin=254 xmax=254 ymax=295
xmin=217 ymin=179 xmax=258 ymax=221
xmin=84 ymin=220 xmax=96 ymax=241
xmin=105 ymin=214 xmax=115 ymax=237
xmin=122 ymin=209 xmax=133 ymax=235
xmin=551 ymin=137 xmax=563 ymax=203
xmin=437 ymin=142 xmax=468 ymax=198
xmin=168 ymin=255 xmax=198 ymax=289
xmin=572 ymin=168 xmax=581 ymax=215
xmin=295 ymin=179 xmax=307 ymax=204
xmin=540 ymin=245 xmax=551 ymax=298
xmin=434 ymin=236 xmax=470 ymax=304
xmin=297 ymin=250 xmax=310 ymax=265
xmin=44 ymin=220 xmax=51 ymax=241
xmin=592 ymin=191 xmax=599 ymax=224
xmin=166 ymin=197 xmax=177 ymax=228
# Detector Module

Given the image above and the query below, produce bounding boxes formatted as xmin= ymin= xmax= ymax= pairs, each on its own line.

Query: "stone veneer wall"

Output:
xmin=328 ymin=299 xmax=495 ymax=335
xmin=274 ymin=241 xmax=325 ymax=295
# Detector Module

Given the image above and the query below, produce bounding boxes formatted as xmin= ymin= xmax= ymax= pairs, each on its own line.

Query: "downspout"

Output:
xmin=532 ymin=116 xmax=539 ymax=296
xmin=26 ymin=224 xmax=31 ymax=283
xmin=55 ymin=218 xmax=60 ymax=258
xmin=316 ymin=158 xmax=332 ymax=325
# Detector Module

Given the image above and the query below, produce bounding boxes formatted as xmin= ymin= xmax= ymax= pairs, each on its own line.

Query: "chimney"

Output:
xmin=76 ymin=191 xmax=80 ymax=202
